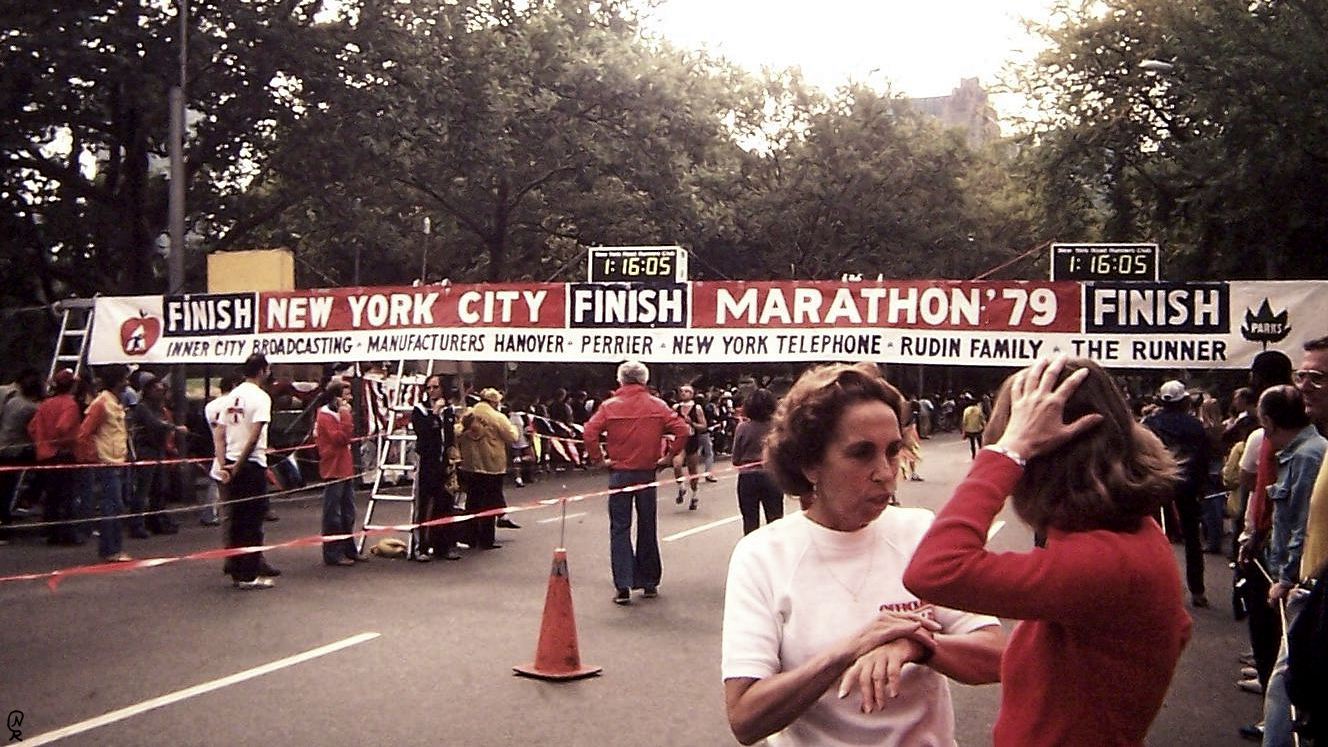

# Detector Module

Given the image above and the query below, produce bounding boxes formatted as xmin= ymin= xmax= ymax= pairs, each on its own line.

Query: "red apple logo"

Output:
xmin=119 ymin=311 xmax=162 ymax=356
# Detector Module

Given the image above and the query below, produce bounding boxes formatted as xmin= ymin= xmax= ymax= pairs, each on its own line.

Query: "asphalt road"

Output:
xmin=2 ymin=437 xmax=1260 ymax=745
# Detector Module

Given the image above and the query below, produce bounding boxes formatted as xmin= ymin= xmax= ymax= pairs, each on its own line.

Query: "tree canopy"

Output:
xmin=1013 ymin=0 xmax=1328 ymax=279
xmin=2 ymin=0 xmax=1321 ymax=323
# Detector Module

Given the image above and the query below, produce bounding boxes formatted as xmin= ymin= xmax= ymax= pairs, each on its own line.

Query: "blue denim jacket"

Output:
xmin=1267 ymin=425 xmax=1328 ymax=585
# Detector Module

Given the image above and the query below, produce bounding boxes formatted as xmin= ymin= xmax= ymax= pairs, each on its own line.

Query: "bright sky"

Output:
xmin=645 ymin=0 xmax=1057 ymax=118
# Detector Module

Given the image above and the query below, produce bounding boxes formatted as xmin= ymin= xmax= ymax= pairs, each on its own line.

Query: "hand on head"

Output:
xmin=994 ymin=356 xmax=1103 ymax=461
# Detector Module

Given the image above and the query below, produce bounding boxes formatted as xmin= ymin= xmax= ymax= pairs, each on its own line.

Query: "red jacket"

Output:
xmin=28 ymin=394 xmax=80 ymax=461
xmin=903 ymin=451 xmax=1191 ymax=746
xmin=315 ymin=405 xmax=354 ymax=479
xmin=583 ymin=383 xmax=690 ymax=471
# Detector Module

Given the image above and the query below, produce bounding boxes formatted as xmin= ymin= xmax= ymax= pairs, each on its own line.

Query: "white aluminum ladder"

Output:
xmin=357 ymin=359 xmax=434 ymax=556
xmin=48 ymin=298 xmax=96 ymax=380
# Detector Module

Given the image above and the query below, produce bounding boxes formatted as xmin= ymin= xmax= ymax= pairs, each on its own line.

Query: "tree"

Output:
xmin=1013 ymin=0 xmax=1328 ymax=279
xmin=0 ymin=0 xmax=371 ymax=306
xmin=728 ymin=80 xmax=1026 ymax=280
xmin=232 ymin=0 xmax=762 ymax=287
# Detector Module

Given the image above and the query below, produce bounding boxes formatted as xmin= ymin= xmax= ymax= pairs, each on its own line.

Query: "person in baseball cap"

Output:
xmin=1143 ymin=377 xmax=1211 ymax=608
xmin=1157 ymin=380 xmax=1189 ymax=403
xmin=50 ymin=368 xmax=76 ymax=390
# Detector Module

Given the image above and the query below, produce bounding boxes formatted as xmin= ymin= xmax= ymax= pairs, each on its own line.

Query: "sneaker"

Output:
xmin=676 ymin=489 xmax=685 ymax=505
xmin=234 ymin=577 xmax=275 ymax=590
xmin=1240 ymin=666 xmax=1257 ymax=679
xmin=412 ymin=551 xmax=433 ymax=563
xmin=514 ymin=477 xmax=525 ymax=487
xmin=614 ymin=588 xmax=632 ymax=605
xmin=102 ymin=552 xmax=134 ymax=563
xmin=1237 ymin=677 xmax=1263 ymax=694
xmin=704 ymin=476 xmax=718 ymax=483
xmin=642 ymin=586 xmax=658 ymax=598
xmin=688 ymin=497 xmax=698 ymax=511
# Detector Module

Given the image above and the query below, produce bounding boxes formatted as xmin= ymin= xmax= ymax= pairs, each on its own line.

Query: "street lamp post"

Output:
xmin=1139 ymin=59 xmax=1175 ymax=74
xmin=168 ymin=0 xmax=188 ymax=416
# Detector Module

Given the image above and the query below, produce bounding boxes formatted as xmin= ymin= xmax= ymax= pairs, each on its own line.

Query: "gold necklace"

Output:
xmin=807 ymin=519 xmax=879 ymax=602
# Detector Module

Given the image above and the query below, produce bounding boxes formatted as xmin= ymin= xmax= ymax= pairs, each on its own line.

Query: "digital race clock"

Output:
xmin=1050 ymin=243 xmax=1159 ymax=281
xmin=587 ymin=246 xmax=688 ymax=285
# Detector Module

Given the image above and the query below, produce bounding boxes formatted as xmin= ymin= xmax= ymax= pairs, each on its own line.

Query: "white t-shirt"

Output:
xmin=1241 ymin=428 xmax=1265 ymax=474
xmin=509 ymin=411 xmax=531 ymax=449
xmin=205 ymin=395 xmax=228 ymax=480
xmin=219 ymin=381 xmax=272 ymax=467
xmin=722 ymin=509 xmax=999 ymax=747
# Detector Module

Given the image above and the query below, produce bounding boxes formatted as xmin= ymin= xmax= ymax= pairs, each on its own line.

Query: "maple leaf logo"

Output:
xmin=1240 ymin=299 xmax=1291 ymax=348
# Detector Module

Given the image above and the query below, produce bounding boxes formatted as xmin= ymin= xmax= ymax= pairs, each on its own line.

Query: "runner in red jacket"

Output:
xmin=583 ymin=360 xmax=691 ymax=604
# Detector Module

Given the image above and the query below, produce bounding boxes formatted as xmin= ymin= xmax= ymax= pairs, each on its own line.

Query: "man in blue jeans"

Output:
xmin=1259 ymin=374 xmax=1328 ymax=744
xmin=583 ymin=361 xmax=691 ymax=605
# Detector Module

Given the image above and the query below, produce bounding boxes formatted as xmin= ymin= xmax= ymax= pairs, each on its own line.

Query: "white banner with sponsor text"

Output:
xmin=86 ymin=280 xmax=1326 ymax=369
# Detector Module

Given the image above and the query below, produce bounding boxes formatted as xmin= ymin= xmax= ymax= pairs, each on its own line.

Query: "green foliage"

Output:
xmin=2 ymin=0 xmax=1044 ymax=313
xmin=0 ymin=0 xmax=344 ymax=300
xmin=1014 ymin=0 xmax=1328 ymax=279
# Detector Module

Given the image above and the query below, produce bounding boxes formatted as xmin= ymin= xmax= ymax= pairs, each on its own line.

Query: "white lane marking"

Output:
xmin=663 ymin=515 xmax=742 ymax=542
xmin=23 ymin=632 xmax=381 ymax=746
xmin=987 ymin=521 xmax=1005 ymax=540
xmin=537 ymin=512 xmax=586 ymax=524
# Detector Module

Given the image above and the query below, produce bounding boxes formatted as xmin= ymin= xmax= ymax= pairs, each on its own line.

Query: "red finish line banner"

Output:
xmin=691 ymin=281 xmax=1078 ymax=331
xmin=87 ymin=279 xmax=1328 ymax=369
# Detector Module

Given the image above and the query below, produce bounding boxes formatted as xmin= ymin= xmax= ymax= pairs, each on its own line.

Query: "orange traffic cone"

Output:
xmin=513 ymin=547 xmax=602 ymax=681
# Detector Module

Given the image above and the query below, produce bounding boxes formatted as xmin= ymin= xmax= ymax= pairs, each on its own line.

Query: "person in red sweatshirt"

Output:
xmin=29 ymin=368 xmax=82 ymax=545
xmin=315 ymin=380 xmax=363 ymax=566
xmin=903 ymin=356 xmax=1192 ymax=746
xmin=583 ymin=360 xmax=692 ymax=605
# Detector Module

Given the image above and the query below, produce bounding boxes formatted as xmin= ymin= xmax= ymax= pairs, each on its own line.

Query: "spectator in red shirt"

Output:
xmin=315 ymin=380 xmax=363 ymax=566
xmin=583 ymin=360 xmax=691 ymax=605
xmin=904 ymin=357 xmax=1192 ymax=746
xmin=29 ymin=368 xmax=82 ymax=545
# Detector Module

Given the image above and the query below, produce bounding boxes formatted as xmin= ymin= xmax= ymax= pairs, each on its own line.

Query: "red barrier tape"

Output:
xmin=0 ymin=433 xmax=381 ymax=473
xmin=0 ymin=462 xmax=759 ymax=590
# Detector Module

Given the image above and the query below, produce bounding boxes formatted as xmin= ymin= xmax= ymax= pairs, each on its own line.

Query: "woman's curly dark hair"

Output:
xmin=764 ymin=362 xmax=905 ymax=497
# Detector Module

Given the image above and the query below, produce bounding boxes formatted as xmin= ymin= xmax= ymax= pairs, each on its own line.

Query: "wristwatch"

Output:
xmin=982 ymin=445 xmax=1027 ymax=468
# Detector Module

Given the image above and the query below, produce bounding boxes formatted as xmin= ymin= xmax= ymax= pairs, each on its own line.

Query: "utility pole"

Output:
xmin=168 ymin=0 xmax=188 ymax=417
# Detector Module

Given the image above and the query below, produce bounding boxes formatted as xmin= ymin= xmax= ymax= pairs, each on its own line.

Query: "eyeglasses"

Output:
xmin=1294 ymin=369 xmax=1327 ymax=390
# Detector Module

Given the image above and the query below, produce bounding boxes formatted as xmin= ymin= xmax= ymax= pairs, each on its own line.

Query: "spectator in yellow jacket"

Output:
xmin=456 ymin=387 xmax=519 ymax=550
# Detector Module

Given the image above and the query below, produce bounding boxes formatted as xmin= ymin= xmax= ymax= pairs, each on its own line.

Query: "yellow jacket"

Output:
xmin=76 ymin=390 xmax=127 ymax=464
xmin=455 ymin=402 xmax=519 ymax=475
xmin=961 ymin=404 xmax=986 ymax=435
xmin=1302 ymin=457 xmax=1328 ymax=579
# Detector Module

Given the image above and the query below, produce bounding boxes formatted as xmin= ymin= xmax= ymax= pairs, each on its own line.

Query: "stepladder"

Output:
xmin=48 ymin=298 xmax=96 ymax=380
